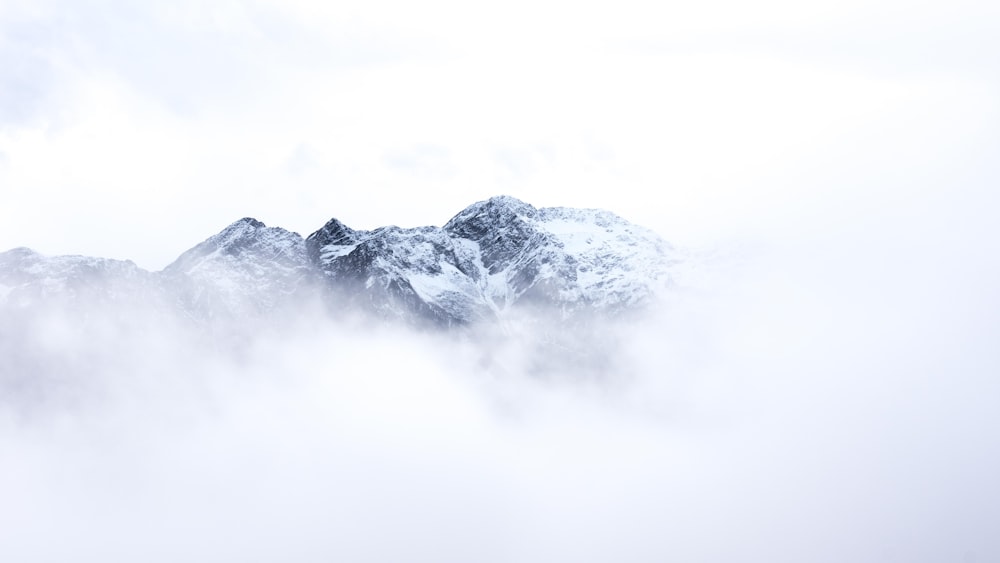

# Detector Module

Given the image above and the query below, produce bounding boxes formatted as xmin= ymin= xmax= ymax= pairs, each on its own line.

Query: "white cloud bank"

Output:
xmin=1 ymin=184 xmax=998 ymax=561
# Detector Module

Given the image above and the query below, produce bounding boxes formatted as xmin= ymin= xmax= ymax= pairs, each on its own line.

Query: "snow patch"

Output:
xmin=321 ymin=245 xmax=357 ymax=261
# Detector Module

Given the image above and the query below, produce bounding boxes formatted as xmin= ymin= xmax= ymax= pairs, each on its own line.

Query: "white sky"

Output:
xmin=1 ymin=0 xmax=998 ymax=269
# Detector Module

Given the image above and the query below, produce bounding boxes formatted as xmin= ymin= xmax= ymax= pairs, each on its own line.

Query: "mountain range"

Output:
xmin=0 ymin=196 xmax=676 ymax=328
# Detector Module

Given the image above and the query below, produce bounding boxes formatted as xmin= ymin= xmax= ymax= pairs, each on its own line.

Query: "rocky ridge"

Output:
xmin=0 ymin=196 xmax=675 ymax=327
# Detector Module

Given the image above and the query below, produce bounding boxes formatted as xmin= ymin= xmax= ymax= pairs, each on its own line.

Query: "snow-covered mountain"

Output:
xmin=0 ymin=247 xmax=158 ymax=311
xmin=308 ymin=195 xmax=673 ymax=325
xmin=0 ymin=196 xmax=675 ymax=327
xmin=163 ymin=217 xmax=317 ymax=319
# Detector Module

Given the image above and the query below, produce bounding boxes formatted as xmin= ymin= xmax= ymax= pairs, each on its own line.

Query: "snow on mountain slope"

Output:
xmin=0 ymin=247 xmax=156 ymax=309
xmin=0 ymin=196 xmax=677 ymax=327
xmin=307 ymin=222 xmax=492 ymax=325
xmin=446 ymin=196 xmax=672 ymax=314
xmin=164 ymin=218 xmax=316 ymax=318
xmin=306 ymin=195 xmax=674 ymax=325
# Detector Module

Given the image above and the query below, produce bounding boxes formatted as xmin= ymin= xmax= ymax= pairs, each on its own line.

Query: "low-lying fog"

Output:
xmin=2 ymin=181 xmax=998 ymax=562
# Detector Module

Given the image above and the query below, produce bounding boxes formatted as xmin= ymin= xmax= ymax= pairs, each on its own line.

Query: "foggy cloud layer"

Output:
xmin=2 ymin=202 xmax=998 ymax=563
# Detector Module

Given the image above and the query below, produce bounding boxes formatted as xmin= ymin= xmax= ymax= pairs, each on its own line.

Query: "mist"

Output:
xmin=2 ymin=181 xmax=998 ymax=563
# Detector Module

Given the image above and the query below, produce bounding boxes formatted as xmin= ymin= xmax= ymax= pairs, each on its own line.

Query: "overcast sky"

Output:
xmin=1 ymin=0 xmax=998 ymax=268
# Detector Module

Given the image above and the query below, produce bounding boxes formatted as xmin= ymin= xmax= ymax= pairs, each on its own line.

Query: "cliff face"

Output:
xmin=306 ymin=196 xmax=673 ymax=325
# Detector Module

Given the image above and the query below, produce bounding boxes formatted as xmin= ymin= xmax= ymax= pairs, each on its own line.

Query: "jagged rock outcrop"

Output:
xmin=306 ymin=195 xmax=673 ymax=325
xmin=163 ymin=217 xmax=316 ymax=319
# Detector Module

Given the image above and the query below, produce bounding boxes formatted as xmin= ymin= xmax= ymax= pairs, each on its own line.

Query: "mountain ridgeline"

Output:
xmin=0 ymin=196 xmax=675 ymax=328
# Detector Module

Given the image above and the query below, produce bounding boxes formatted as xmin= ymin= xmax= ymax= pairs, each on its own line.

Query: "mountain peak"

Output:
xmin=235 ymin=217 xmax=265 ymax=228
xmin=307 ymin=217 xmax=358 ymax=246
xmin=164 ymin=217 xmax=306 ymax=275
xmin=444 ymin=195 xmax=537 ymax=239
xmin=305 ymin=217 xmax=364 ymax=264
xmin=485 ymin=194 xmax=530 ymax=208
xmin=470 ymin=195 xmax=535 ymax=216
xmin=216 ymin=217 xmax=267 ymax=238
xmin=208 ymin=217 xmax=308 ymax=248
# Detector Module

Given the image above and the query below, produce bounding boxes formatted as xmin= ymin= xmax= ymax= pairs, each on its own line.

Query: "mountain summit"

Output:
xmin=306 ymin=196 xmax=672 ymax=325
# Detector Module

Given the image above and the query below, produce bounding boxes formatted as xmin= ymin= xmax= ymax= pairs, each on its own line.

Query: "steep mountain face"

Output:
xmin=308 ymin=195 xmax=673 ymax=325
xmin=445 ymin=196 xmax=672 ymax=312
xmin=0 ymin=247 xmax=157 ymax=311
xmin=0 ymin=196 xmax=674 ymax=327
xmin=306 ymin=223 xmax=489 ymax=326
xmin=163 ymin=218 xmax=316 ymax=318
